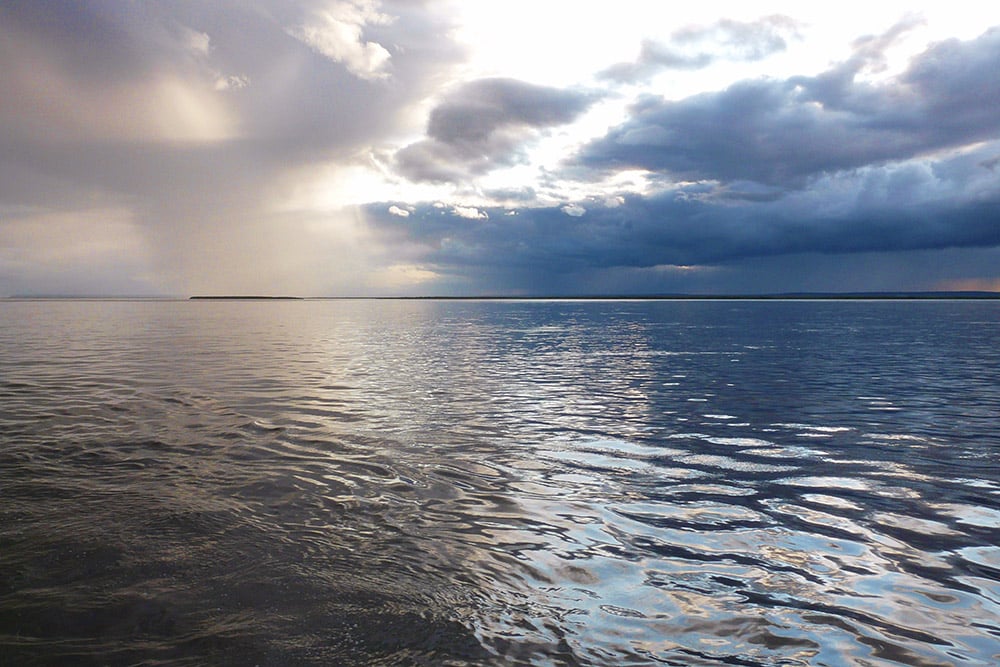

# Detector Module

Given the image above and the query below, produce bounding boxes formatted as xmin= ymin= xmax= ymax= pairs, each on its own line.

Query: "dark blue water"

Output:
xmin=1 ymin=299 xmax=998 ymax=665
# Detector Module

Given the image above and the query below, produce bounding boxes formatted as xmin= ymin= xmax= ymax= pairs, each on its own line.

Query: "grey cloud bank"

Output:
xmin=581 ymin=26 xmax=1000 ymax=186
xmin=367 ymin=141 xmax=1000 ymax=293
xmin=395 ymin=78 xmax=601 ymax=183
xmin=367 ymin=25 xmax=1000 ymax=294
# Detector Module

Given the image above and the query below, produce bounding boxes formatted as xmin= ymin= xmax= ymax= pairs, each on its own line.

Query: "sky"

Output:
xmin=2 ymin=0 xmax=999 ymax=296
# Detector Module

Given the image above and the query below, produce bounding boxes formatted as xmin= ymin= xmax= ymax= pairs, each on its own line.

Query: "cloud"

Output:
xmin=0 ymin=0 xmax=466 ymax=295
xmin=0 ymin=2 xmax=238 ymax=145
xmin=601 ymin=16 xmax=799 ymax=82
xmin=0 ymin=0 xmax=463 ymax=160
xmin=452 ymin=205 xmax=488 ymax=220
xmin=288 ymin=1 xmax=393 ymax=80
xmin=395 ymin=78 xmax=601 ymax=183
xmin=2 ymin=2 xmax=998 ymax=297
xmin=483 ymin=186 xmax=537 ymax=203
xmin=581 ymin=25 xmax=1000 ymax=187
xmin=0 ymin=206 xmax=157 ymax=296
xmin=182 ymin=28 xmax=213 ymax=58
xmin=214 ymin=74 xmax=250 ymax=91
xmin=365 ymin=141 xmax=1000 ymax=292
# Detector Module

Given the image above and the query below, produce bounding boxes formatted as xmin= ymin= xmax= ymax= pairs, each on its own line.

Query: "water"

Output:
xmin=1 ymin=299 xmax=998 ymax=666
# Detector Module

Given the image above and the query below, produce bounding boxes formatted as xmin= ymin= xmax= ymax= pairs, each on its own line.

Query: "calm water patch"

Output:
xmin=1 ymin=299 xmax=998 ymax=665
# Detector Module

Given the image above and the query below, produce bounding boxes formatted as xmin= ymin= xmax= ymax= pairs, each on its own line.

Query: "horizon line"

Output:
xmin=5 ymin=290 xmax=1000 ymax=301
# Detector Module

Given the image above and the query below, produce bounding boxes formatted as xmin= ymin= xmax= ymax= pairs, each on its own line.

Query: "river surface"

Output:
xmin=1 ymin=298 xmax=998 ymax=666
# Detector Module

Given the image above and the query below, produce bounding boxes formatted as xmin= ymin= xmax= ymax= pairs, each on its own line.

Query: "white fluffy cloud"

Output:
xmin=452 ymin=205 xmax=488 ymax=220
xmin=289 ymin=1 xmax=392 ymax=80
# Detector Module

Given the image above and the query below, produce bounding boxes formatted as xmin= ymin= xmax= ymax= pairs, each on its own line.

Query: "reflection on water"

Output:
xmin=1 ymin=299 xmax=999 ymax=665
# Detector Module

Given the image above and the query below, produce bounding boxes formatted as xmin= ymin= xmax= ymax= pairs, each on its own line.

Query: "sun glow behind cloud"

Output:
xmin=445 ymin=0 xmax=995 ymax=88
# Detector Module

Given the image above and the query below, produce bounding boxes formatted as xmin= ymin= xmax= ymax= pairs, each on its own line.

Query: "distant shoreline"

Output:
xmin=321 ymin=292 xmax=1000 ymax=301
xmin=194 ymin=292 xmax=997 ymax=300
xmin=189 ymin=295 xmax=304 ymax=300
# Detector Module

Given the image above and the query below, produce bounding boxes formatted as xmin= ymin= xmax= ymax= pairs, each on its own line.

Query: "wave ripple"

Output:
xmin=1 ymin=298 xmax=998 ymax=665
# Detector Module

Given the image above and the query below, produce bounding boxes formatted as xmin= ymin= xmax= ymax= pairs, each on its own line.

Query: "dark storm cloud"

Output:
xmin=600 ymin=16 xmax=799 ymax=83
xmin=394 ymin=78 xmax=601 ymax=183
xmin=367 ymin=142 xmax=1000 ymax=291
xmin=581 ymin=25 xmax=1000 ymax=187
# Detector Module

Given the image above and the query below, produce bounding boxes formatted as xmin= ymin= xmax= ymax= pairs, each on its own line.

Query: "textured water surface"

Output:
xmin=1 ymin=299 xmax=998 ymax=665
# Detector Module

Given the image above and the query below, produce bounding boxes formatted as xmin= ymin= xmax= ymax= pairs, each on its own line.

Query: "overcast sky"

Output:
xmin=2 ymin=0 xmax=999 ymax=296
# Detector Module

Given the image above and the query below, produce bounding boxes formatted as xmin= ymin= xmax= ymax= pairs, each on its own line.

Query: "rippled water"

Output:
xmin=1 ymin=298 xmax=999 ymax=666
